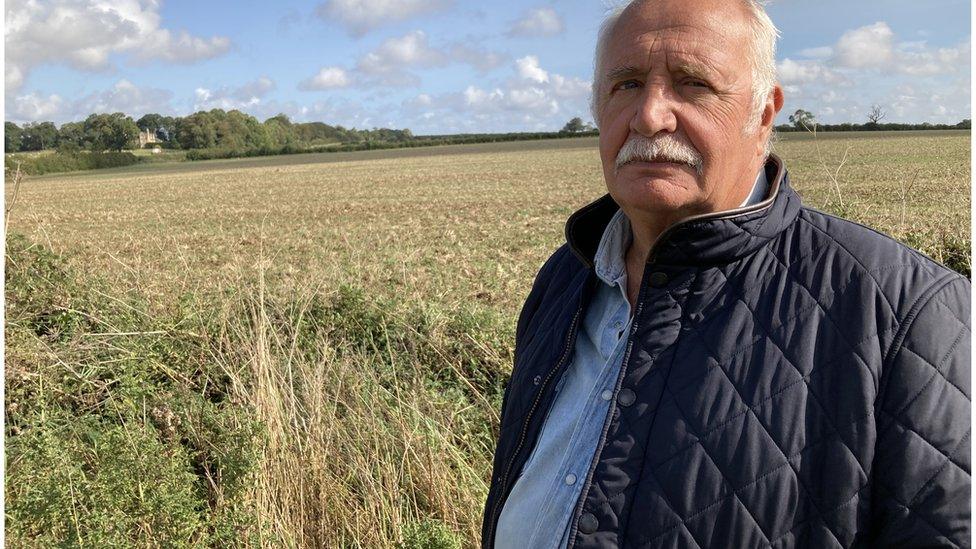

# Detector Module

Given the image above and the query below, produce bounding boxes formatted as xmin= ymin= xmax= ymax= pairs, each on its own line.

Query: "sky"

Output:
xmin=4 ymin=0 xmax=972 ymax=134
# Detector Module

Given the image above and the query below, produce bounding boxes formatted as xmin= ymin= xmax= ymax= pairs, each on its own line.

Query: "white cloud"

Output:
xmin=315 ymin=0 xmax=451 ymax=36
xmin=299 ymin=67 xmax=352 ymax=90
xmin=349 ymin=32 xmax=441 ymax=86
xmin=82 ymin=79 xmax=176 ymax=115
xmin=357 ymin=30 xmax=446 ymax=74
xmin=516 ymin=55 xmax=549 ymax=83
xmin=550 ymin=74 xmax=591 ymax=99
xmin=8 ymin=92 xmax=66 ymax=122
xmin=4 ymin=0 xmax=232 ymax=92
xmin=400 ymin=56 xmax=592 ymax=132
xmin=834 ymin=22 xmax=895 ymax=69
xmin=798 ymin=46 xmax=833 ymax=59
xmin=6 ymin=79 xmax=176 ymax=123
xmin=508 ymin=7 xmax=564 ymax=37
xmin=777 ymin=58 xmax=841 ymax=84
xmin=193 ymin=77 xmax=277 ymax=111
xmin=828 ymin=22 xmax=968 ymax=76
xmin=411 ymin=94 xmax=432 ymax=107
xmin=302 ymin=30 xmax=505 ymax=89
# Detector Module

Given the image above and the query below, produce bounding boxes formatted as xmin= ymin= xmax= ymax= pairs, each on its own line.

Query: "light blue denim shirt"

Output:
xmin=494 ymin=168 xmax=769 ymax=549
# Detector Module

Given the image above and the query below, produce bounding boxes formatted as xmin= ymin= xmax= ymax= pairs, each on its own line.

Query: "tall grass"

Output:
xmin=5 ymin=233 xmax=506 ymax=547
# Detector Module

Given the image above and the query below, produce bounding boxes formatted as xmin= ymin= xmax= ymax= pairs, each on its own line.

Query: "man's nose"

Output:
xmin=630 ymin=83 xmax=678 ymax=137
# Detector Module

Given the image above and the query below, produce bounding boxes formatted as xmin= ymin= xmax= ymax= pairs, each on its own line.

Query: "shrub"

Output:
xmin=5 ymin=233 xmax=263 ymax=547
xmin=9 ymin=151 xmax=143 ymax=175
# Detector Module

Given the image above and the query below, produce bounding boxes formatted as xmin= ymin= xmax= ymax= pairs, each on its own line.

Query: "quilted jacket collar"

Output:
xmin=565 ymin=153 xmax=801 ymax=268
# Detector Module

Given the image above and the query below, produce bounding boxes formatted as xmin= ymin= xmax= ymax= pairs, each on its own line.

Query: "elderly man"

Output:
xmin=482 ymin=0 xmax=971 ymax=547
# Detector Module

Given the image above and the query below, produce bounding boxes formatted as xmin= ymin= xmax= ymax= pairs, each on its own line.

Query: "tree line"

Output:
xmin=4 ymin=110 xmax=414 ymax=154
xmin=5 ymin=109 xmax=969 ymax=158
xmin=780 ymin=107 xmax=971 ymax=132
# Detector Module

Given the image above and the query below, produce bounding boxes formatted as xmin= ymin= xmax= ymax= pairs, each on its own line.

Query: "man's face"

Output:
xmin=596 ymin=0 xmax=777 ymax=222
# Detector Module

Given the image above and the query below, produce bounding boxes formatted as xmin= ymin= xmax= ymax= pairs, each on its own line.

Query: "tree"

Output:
xmin=83 ymin=113 xmax=139 ymax=152
xmin=20 ymin=121 xmax=59 ymax=150
xmin=175 ymin=112 xmax=218 ymax=149
xmin=136 ymin=113 xmax=165 ymax=132
xmin=561 ymin=117 xmax=586 ymax=133
xmin=866 ymin=104 xmax=887 ymax=125
xmin=788 ymin=109 xmax=816 ymax=131
xmin=57 ymin=121 xmax=86 ymax=153
xmin=5 ymin=122 xmax=22 ymax=152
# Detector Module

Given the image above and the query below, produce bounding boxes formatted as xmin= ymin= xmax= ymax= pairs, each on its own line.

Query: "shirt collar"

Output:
xmin=591 ymin=165 xmax=771 ymax=288
xmin=593 ymin=209 xmax=631 ymax=287
xmin=739 ymin=166 xmax=769 ymax=207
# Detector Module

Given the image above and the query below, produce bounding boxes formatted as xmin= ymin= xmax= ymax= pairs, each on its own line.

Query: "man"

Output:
xmin=482 ymin=0 xmax=971 ymax=547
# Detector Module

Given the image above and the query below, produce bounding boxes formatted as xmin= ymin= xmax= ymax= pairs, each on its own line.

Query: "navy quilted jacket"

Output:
xmin=482 ymin=154 xmax=971 ymax=548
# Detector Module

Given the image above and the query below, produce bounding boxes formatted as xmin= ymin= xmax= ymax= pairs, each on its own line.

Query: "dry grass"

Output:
xmin=4 ymin=132 xmax=970 ymax=547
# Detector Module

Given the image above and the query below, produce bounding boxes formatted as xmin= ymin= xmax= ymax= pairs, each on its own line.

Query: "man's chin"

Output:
xmin=609 ymin=171 xmax=700 ymax=213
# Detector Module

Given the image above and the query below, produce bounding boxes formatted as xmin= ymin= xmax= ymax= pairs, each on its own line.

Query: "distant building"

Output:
xmin=138 ymin=129 xmax=160 ymax=148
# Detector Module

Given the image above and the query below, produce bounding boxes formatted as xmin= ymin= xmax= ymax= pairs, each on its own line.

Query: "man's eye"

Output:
xmin=683 ymin=79 xmax=710 ymax=89
xmin=612 ymin=80 xmax=641 ymax=92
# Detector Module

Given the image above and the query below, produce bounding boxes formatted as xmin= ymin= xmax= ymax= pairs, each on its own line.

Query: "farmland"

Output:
xmin=4 ymin=131 xmax=971 ymax=547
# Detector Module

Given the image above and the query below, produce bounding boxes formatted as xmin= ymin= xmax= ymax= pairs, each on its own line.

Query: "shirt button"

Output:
xmin=600 ymin=389 xmax=613 ymax=401
xmin=648 ymin=271 xmax=669 ymax=287
xmin=618 ymin=388 xmax=636 ymax=407
xmin=564 ymin=473 xmax=577 ymax=486
xmin=578 ymin=513 xmax=599 ymax=534
xmin=612 ymin=319 xmax=623 ymax=330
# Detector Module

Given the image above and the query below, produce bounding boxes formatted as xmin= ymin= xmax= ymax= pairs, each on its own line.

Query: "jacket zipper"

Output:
xmin=486 ymin=303 xmax=585 ymax=548
xmin=564 ymin=263 xmax=651 ymax=549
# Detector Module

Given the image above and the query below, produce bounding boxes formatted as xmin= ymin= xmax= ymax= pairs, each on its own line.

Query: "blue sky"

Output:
xmin=5 ymin=0 xmax=971 ymax=133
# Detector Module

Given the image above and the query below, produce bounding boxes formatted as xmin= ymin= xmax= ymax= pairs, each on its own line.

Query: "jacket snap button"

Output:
xmin=618 ymin=388 xmax=636 ymax=407
xmin=532 ymin=375 xmax=542 ymax=386
xmin=648 ymin=271 xmax=669 ymax=287
xmin=578 ymin=513 xmax=599 ymax=534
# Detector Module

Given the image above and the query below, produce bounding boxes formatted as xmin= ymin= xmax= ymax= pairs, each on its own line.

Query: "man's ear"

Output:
xmin=757 ymin=84 xmax=785 ymax=154
xmin=761 ymin=85 xmax=784 ymax=130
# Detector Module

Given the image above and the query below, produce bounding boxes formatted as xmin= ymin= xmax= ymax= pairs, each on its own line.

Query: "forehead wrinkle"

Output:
xmin=609 ymin=27 xmax=736 ymax=70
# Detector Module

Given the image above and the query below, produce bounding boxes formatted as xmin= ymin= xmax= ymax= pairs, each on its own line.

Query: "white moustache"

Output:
xmin=615 ymin=134 xmax=704 ymax=175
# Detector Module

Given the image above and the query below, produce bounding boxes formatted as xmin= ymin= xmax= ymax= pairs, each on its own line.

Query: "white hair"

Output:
xmin=591 ymin=0 xmax=780 ymax=153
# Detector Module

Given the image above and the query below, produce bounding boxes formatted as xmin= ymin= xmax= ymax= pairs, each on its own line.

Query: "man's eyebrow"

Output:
xmin=604 ymin=66 xmax=642 ymax=82
xmin=604 ymin=62 xmax=718 ymax=82
xmin=672 ymin=61 xmax=717 ymax=81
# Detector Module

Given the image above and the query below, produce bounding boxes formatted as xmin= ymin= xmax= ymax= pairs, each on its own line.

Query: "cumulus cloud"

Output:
xmin=834 ymin=22 xmax=896 ymax=68
xmin=508 ymin=7 xmax=564 ymax=37
xmin=193 ymin=77 xmax=277 ymax=111
xmin=399 ymin=55 xmax=592 ymax=133
xmin=797 ymin=46 xmax=833 ymax=59
xmin=82 ymin=78 xmax=176 ymax=115
xmin=315 ymin=0 xmax=451 ymax=36
xmin=777 ymin=58 xmax=843 ymax=84
xmin=299 ymin=67 xmax=352 ymax=90
xmin=778 ymin=21 xmax=970 ymax=125
xmin=6 ymin=79 xmax=176 ymax=123
xmin=299 ymin=30 xmax=505 ymax=89
xmin=7 ymin=92 xmax=67 ymax=122
xmin=516 ymin=55 xmax=549 ymax=83
xmin=4 ymin=0 xmax=232 ymax=92
xmin=830 ymin=22 xmax=969 ymax=76
xmin=357 ymin=30 xmax=446 ymax=75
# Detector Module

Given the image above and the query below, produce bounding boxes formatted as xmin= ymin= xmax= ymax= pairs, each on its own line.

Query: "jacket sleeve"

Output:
xmin=871 ymin=274 xmax=971 ymax=547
